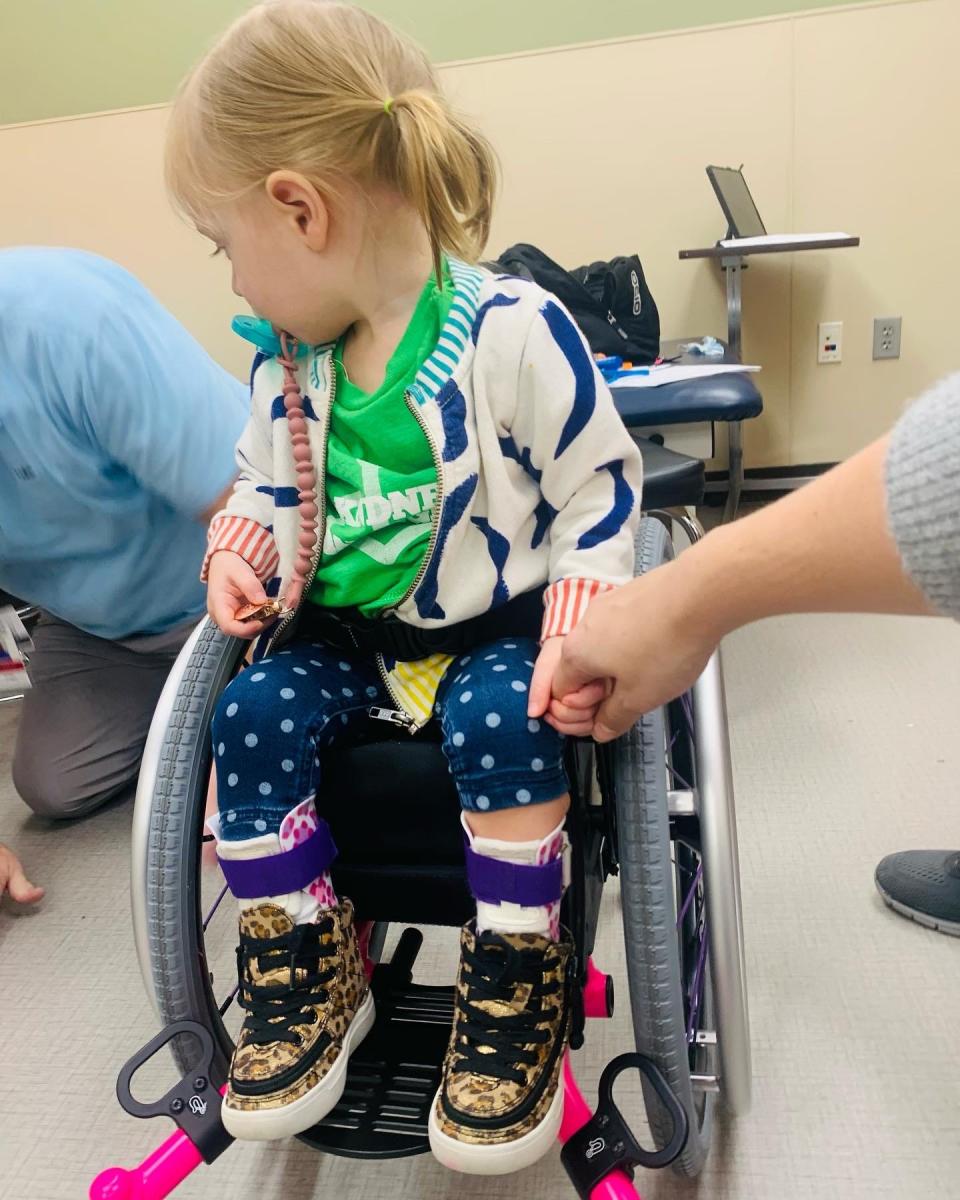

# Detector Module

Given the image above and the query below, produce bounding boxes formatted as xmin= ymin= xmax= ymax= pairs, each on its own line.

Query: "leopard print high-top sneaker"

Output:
xmin=428 ymin=921 xmax=573 ymax=1174
xmin=221 ymin=897 xmax=374 ymax=1141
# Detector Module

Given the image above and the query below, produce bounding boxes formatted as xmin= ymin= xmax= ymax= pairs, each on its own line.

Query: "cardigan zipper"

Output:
xmin=368 ymin=386 xmax=445 ymax=733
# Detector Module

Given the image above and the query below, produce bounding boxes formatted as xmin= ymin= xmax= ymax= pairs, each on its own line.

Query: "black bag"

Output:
xmin=490 ymin=242 xmax=660 ymax=364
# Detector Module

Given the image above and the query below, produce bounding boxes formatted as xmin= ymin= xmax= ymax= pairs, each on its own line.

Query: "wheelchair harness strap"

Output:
xmin=294 ymin=585 xmax=546 ymax=660
xmin=464 ymin=841 xmax=565 ymax=907
xmin=217 ymin=820 xmax=338 ymax=899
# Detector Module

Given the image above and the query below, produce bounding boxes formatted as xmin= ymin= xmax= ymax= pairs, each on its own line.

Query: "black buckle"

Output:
xmin=561 ymin=1053 xmax=689 ymax=1199
xmin=115 ymin=1021 xmax=234 ymax=1165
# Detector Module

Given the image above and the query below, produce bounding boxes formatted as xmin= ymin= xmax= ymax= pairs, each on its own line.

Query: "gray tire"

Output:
xmin=139 ymin=620 xmax=246 ymax=1077
xmin=134 ymin=620 xmax=392 ymax=1083
xmin=613 ymin=517 xmax=715 ymax=1177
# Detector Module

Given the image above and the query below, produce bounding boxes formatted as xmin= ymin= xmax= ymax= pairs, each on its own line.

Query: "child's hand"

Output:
xmin=528 ymin=636 xmax=608 ymax=737
xmin=207 ymin=551 xmax=270 ymax=639
xmin=0 ymin=843 xmax=44 ymax=905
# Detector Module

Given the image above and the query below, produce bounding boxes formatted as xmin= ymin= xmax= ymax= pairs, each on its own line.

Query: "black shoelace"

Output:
xmin=453 ymin=934 xmax=561 ymax=1086
xmin=236 ymin=917 xmax=338 ymax=1047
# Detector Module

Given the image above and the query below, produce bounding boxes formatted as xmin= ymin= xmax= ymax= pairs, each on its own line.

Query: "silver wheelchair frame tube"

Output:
xmin=693 ymin=650 xmax=751 ymax=1115
xmin=653 ymin=508 xmax=752 ymax=1117
xmin=131 ymin=618 xmax=210 ymax=1019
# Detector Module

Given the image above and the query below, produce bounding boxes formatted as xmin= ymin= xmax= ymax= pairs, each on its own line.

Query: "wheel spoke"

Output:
xmin=686 ymin=925 xmax=709 ymax=1044
xmin=219 ymin=983 xmax=239 ymax=1017
xmin=676 ymin=861 xmax=704 ymax=929
xmin=667 ymin=762 xmax=694 ymax=790
xmin=679 ymin=690 xmax=695 ymax=738
xmin=202 ymin=882 xmax=229 ymax=932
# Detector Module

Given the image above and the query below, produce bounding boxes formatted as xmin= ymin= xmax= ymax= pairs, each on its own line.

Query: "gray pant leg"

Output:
xmin=12 ymin=615 xmax=192 ymax=820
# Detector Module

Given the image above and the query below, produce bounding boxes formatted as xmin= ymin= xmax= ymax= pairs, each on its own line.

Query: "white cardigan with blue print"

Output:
xmin=206 ymin=260 xmax=644 ymax=652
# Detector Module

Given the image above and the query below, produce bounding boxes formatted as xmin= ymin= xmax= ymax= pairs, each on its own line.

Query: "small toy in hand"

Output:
xmin=234 ymin=599 xmax=289 ymax=624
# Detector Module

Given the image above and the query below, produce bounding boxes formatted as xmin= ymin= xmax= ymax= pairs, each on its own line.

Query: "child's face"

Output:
xmin=207 ymin=181 xmax=359 ymax=346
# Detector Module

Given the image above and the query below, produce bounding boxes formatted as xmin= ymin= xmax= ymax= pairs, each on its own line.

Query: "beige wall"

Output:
xmin=1 ymin=0 xmax=955 ymax=467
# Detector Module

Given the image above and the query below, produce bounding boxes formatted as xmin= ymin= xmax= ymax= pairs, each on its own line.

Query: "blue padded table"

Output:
xmin=610 ymin=337 xmax=763 ymax=520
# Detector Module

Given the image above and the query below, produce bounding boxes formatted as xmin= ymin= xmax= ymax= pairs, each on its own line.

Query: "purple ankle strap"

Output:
xmin=218 ymin=820 xmax=337 ymax=900
xmin=465 ymin=842 xmax=565 ymax=907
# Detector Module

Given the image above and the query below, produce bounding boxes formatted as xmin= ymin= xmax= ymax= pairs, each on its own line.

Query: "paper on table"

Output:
xmin=719 ymin=233 xmax=853 ymax=249
xmin=609 ymin=363 xmax=760 ymax=389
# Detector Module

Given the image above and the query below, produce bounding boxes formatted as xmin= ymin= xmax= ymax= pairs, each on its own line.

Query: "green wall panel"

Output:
xmin=2 ymin=0 xmax=893 ymax=125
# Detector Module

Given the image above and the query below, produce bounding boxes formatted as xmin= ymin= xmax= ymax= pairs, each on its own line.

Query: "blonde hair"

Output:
xmin=165 ymin=0 xmax=497 ymax=282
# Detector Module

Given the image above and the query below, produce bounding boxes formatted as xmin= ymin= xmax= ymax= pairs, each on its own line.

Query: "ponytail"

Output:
xmin=166 ymin=1 xmax=498 ymax=275
xmin=377 ymin=90 xmax=497 ymax=283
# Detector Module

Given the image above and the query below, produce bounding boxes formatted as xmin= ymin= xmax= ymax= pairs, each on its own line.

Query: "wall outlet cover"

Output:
xmin=873 ymin=317 xmax=902 ymax=360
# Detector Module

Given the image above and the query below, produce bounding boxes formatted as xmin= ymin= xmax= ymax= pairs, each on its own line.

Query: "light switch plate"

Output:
xmin=818 ymin=321 xmax=843 ymax=364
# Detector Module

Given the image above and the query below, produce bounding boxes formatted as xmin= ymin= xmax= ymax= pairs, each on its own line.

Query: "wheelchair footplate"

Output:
xmin=299 ymin=926 xmax=450 ymax=1158
xmin=91 ymin=932 xmax=689 ymax=1200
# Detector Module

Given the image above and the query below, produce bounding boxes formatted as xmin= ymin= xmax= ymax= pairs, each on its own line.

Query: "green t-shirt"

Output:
xmin=308 ymin=269 xmax=452 ymax=614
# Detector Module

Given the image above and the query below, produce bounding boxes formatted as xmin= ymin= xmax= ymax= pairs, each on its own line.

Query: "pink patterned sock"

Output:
xmin=535 ymin=827 xmax=566 ymax=941
xmin=279 ymin=797 xmax=338 ymax=911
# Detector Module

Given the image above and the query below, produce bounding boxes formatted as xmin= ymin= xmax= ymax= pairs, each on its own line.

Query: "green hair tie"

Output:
xmin=383 ymin=97 xmax=394 ymax=115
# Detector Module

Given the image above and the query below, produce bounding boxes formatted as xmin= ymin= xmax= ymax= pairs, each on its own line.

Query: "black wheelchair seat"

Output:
xmin=323 ymin=734 xmax=472 ymax=927
xmin=636 ymin=437 xmax=705 ymax=510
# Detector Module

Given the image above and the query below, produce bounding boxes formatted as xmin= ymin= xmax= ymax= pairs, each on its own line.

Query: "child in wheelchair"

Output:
xmin=165 ymin=0 xmax=642 ymax=1174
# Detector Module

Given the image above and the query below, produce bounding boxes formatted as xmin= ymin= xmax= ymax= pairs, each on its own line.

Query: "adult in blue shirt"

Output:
xmin=0 ymin=248 xmax=247 ymax=850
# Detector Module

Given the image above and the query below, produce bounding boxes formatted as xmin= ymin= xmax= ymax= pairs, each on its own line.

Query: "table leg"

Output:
xmin=721 ymin=255 xmax=744 ymax=361
xmin=721 ymin=255 xmax=745 ymax=519
xmin=722 ymin=420 xmax=744 ymax=522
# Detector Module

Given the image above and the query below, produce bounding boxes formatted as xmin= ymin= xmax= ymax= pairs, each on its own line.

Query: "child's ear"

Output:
xmin=264 ymin=171 xmax=329 ymax=252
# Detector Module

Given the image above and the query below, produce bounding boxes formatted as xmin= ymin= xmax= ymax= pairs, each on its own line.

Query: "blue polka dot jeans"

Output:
xmin=212 ymin=636 xmax=568 ymax=841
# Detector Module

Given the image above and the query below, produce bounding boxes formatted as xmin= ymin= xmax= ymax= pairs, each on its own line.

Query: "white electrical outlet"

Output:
xmin=818 ymin=321 xmax=843 ymax=364
xmin=873 ymin=317 xmax=902 ymax=360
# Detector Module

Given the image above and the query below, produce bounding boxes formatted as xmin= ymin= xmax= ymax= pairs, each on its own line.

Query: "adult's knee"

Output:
xmin=12 ymin=748 xmax=121 ymax=820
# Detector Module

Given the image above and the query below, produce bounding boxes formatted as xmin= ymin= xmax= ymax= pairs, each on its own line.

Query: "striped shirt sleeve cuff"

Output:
xmin=541 ymin=578 xmax=614 ymax=640
xmin=202 ymin=516 xmax=280 ymax=583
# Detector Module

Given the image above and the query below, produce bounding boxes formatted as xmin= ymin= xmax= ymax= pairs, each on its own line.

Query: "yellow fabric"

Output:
xmin=383 ymin=653 xmax=455 ymax=726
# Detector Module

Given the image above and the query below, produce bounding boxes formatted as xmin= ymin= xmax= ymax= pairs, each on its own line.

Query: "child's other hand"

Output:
xmin=528 ymin=636 xmax=607 ymax=737
xmin=207 ymin=550 xmax=269 ymax=639
xmin=0 ymin=843 xmax=44 ymax=905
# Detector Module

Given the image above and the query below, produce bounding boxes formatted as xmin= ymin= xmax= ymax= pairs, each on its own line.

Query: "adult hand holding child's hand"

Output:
xmin=207 ymin=550 xmax=270 ymax=639
xmin=552 ymin=568 xmax=715 ymax=743
xmin=528 ymin=635 xmax=607 ymax=737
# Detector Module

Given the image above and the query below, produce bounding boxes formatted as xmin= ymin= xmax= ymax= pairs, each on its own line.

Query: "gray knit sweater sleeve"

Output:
xmin=885 ymin=372 xmax=960 ymax=618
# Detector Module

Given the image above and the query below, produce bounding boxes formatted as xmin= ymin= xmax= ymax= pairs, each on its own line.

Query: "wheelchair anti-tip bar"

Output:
xmin=89 ymin=1020 xmax=232 ymax=1200
xmin=89 ymin=960 xmax=687 ymax=1200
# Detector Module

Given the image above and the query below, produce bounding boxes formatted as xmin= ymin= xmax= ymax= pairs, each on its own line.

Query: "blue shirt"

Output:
xmin=0 ymin=248 xmax=248 ymax=639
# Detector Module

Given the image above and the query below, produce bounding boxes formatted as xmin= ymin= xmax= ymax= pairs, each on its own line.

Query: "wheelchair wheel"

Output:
xmin=132 ymin=619 xmax=394 ymax=1090
xmin=132 ymin=618 xmax=246 ymax=1079
xmin=612 ymin=516 xmax=750 ymax=1177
